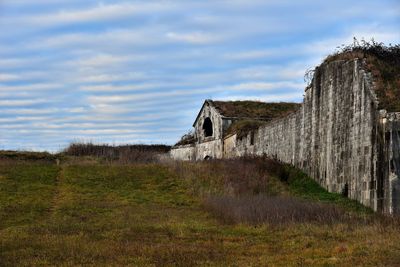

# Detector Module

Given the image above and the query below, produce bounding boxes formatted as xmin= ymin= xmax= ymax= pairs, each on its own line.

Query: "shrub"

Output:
xmin=174 ymin=130 xmax=197 ymax=146
xmin=0 ymin=150 xmax=56 ymax=162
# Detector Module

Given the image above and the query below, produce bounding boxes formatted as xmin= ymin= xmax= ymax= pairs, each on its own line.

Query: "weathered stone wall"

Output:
xmin=195 ymin=139 xmax=224 ymax=160
xmin=171 ymin=99 xmax=227 ymax=160
xmin=194 ymin=102 xmax=224 ymax=143
xmin=170 ymin=144 xmax=195 ymax=161
xmin=171 ymin=58 xmax=399 ymax=214
xmin=235 ymin=59 xmax=394 ymax=213
xmin=170 ymin=140 xmax=223 ymax=161
xmin=387 ymin=112 xmax=400 ymax=214
xmin=223 ymin=134 xmax=237 ymax=158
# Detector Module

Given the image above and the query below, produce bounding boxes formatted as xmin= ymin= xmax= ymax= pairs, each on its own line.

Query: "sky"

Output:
xmin=0 ymin=0 xmax=399 ymax=152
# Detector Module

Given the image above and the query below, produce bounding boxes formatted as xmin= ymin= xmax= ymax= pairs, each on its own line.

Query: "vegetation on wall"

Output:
xmin=211 ymin=100 xmax=301 ymax=119
xmin=174 ymin=130 xmax=197 ymax=146
xmin=224 ymin=119 xmax=267 ymax=139
xmin=321 ymin=39 xmax=400 ymax=112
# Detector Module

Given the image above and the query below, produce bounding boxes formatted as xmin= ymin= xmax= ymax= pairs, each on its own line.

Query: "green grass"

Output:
xmin=0 ymin=159 xmax=399 ymax=266
xmin=279 ymin=165 xmax=373 ymax=214
xmin=0 ymin=161 xmax=59 ymax=228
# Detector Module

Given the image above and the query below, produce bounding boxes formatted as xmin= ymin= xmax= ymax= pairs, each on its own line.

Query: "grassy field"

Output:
xmin=0 ymin=158 xmax=400 ymax=266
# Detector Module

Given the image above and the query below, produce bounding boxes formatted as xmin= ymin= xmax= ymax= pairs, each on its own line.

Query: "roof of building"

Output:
xmin=210 ymin=100 xmax=301 ymax=119
xmin=192 ymin=99 xmax=301 ymax=127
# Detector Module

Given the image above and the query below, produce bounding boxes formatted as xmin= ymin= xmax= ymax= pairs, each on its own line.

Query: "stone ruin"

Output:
xmin=171 ymin=57 xmax=400 ymax=215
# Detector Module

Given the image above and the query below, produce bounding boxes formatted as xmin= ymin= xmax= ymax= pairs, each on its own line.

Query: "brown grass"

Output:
xmin=1 ymin=156 xmax=400 ymax=265
xmin=171 ymin=157 xmax=286 ymax=197
xmin=62 ymin=142 xmax=170 ymax=163
xmin=211 ymin=100 xmax=301 ymax=119
xmin=0 ymin=150 xmax=56 ymax=162
xmin=204 ymin=195 xmax=348 ymax=225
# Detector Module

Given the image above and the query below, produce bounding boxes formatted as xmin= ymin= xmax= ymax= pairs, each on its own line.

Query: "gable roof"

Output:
xmin=193 ymin=99 xmax=301 ymax=126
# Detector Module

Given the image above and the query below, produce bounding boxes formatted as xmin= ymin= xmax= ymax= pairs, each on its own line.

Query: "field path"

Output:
xmin=47 ymin=165 xmax=65 ymax=217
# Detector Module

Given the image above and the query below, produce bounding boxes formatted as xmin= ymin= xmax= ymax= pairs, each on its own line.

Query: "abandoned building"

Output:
xmin=171 ymin=52 xmax=400 ymax=215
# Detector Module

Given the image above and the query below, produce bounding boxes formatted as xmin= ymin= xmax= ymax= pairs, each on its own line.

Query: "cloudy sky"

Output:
xmin=0 ymin=0 xmax=399 ymax=151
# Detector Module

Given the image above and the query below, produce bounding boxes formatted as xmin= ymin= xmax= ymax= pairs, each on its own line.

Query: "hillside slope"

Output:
xmin=0 ymin=158 xmax=399 ymax=266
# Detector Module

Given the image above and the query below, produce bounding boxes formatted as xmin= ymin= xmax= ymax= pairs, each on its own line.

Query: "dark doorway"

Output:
xmin=250 ymin=131 xmax=255 ymax=145
xmin=342 ymin=183 xmax=349 ymax=198
xmin=203 ymin=117 xmax=213 ymax=137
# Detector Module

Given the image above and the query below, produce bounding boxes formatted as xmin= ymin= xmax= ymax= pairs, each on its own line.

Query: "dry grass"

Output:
xmin=211 ymin=100 xmax=301 ymax=119
xmin=172 ymin=157 xmax=374 ymax=225
xmin=62 ymin=142 xmax=170 ymax=163
xmin=0 ymin=150 xmax=56 ymax=162
xmin=1 ymin=157 xmax=400 ymax=266
xmin=171 ymin=157 xmax=287 ymax=197
xmin=204 ymin=195 xmax=347 ymax=225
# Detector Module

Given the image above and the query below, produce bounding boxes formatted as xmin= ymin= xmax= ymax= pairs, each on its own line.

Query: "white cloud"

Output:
xmin=14 ymin=2 xmax=174 ymax=26
xmin=74 ymin=54 xmax=129 ymax=68
xmin=29 ymin=28 xmax=166 ymax=50
xmin=77 ymin=72 xmax=147 ymax=83
xmin=0 ymin=83 xmax=64 ymax=92
xmin=215 ymin=92 xmax=303 ymax=103
xmin=166 ymin=32 xmax=224 ymax=44
xmin=0 ymin=0 xmax=399 ymax=150
xmin=0 ymin=116 xmax=51 ymax=123
xmin=0 ymin=99 xmax=50 ymax=107
xmin=230 ymin=81 xmax=304 ymax=91
xmin=234 ymin=65 xmax=307 ymax=80
xmin=0 ymin=57 xmax=46 ymax=68
xmin=80 ymin=83 xmax=160 ymax=92
xmin=0 ymin=73 xmax=20 ymax=81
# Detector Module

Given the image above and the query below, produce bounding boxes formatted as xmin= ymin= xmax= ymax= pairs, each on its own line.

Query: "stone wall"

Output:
xmin=223 ymin=134 xmax=237 ymax=158
xmin=170 ymin=140 xmax=223 ymax=161
xmin=170 ymin=144 xmax=195 ymax=161
xmin=234 ymin=59 xmax=396 ymax=213
xmin=386 ymin=112 xmax=400 ymax=214
xmin=189 ymin=99 xmax=229 ymax=160
xmin=171 ymin=58 xmax=399 ymax=214
xmin=195 ymin=139 xmax=224 ymax=160
xmin=194 ymin=101 xmax=224 ymax=143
